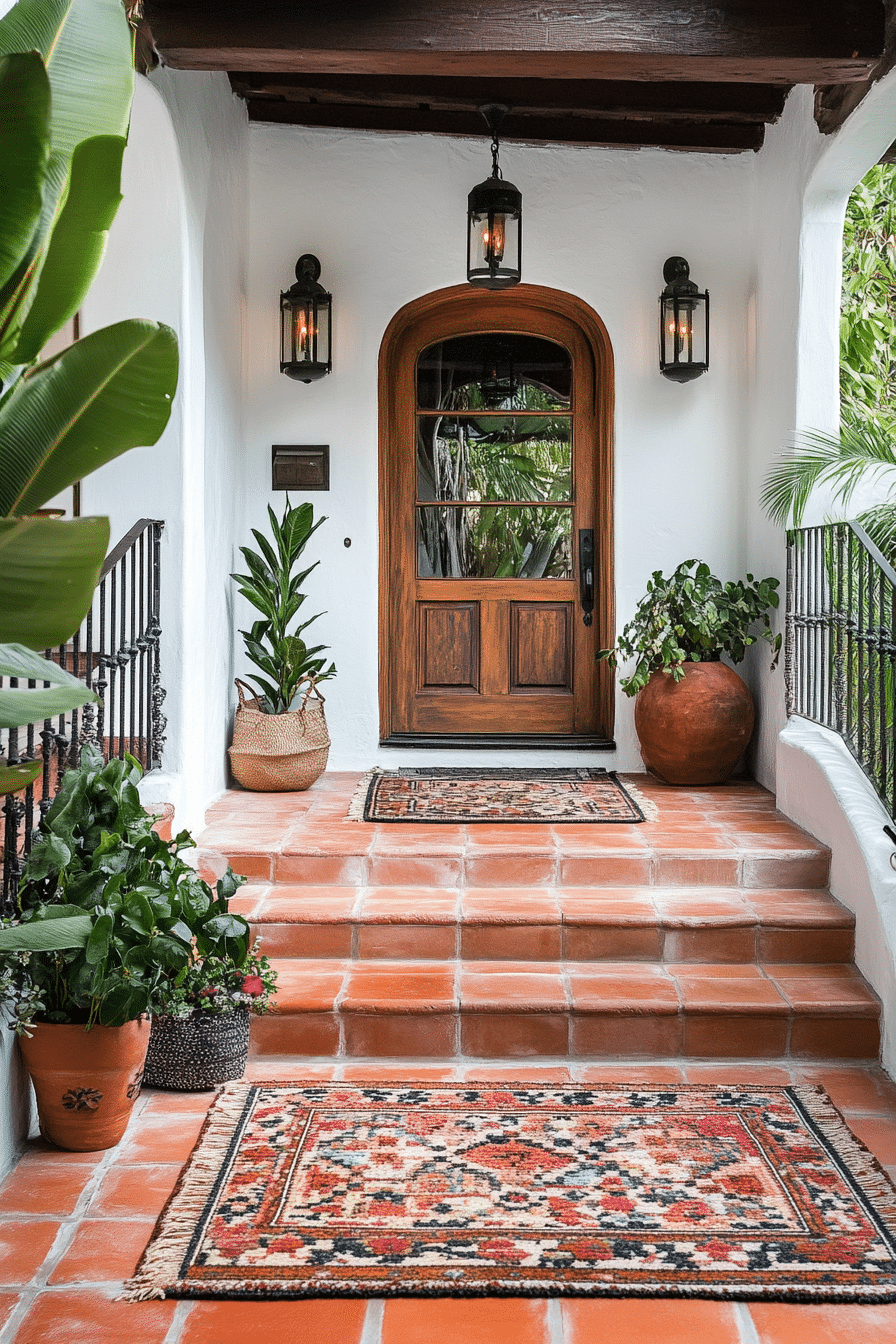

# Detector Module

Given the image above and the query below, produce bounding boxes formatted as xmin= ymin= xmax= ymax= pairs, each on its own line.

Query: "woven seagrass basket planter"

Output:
xmin=144 ymin=1009 xmax=250 ymax=1091
xmin=228 ymin=678 xmax=330 ymax=792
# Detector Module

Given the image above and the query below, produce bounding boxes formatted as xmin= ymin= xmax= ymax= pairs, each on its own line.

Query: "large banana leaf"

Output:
xmin=0 ymin=914 xmax=92 ymax=951
xmin=13 ymin=135 xmax=125 ymax=365
xmin=0 ymin=320 xmax=178 ymax=517
xmin=0 ymin=150 xmax=67 ymax=365
xmin=0 ymin=760 xmax=42 ymax=796
xmin=0 ymin=52 xmax=49 ymax=298
xmin=0 ymin=517 xmax=109 ymax=647
xmin=0 ymin=0 xmax=132 ymax=167
xmin=0 ymin=641 xmax=100 ymax=733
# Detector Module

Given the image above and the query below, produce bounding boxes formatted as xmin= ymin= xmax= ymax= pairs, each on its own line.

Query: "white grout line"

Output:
xmin=734 ymin=1300 xmax=762 ymax=1344
xmin=162 ymin=1298 xmax=193 ymax=1344
xmin=546 ymin=1297 xmax=565 ymax=1343
xmin=360 ymin=1297 xmax=384 ymax=1344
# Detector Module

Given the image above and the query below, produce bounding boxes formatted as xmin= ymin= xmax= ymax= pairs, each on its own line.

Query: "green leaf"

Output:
xmin=0 ymin=149 xmax=67 ymax=362
xmin=0 ymin=913 xmax=91 ymax=951
xmin=0 ymin=641 xmax=90 ymax=683
xmin=0 ymin=319 xmax=178 ymax=516
xmin=85 ymin=911 xmax=113 ymax=965
xmin=13 ymin=136 xmax=125 ymax=364
xmin=203 ymin=913 xmax=250 ymax=942
xmin=0 ymin=0 xmax=132 ymax=168
xmin=0 ymin=52 xmax=50 ymax=297
xmin=0 ymin=758 xmax=42 ymax=795
xmin=0 ymin=682 xmax=99 ymax=730
xmin=0 ymin=517 xmax=109 ymax=647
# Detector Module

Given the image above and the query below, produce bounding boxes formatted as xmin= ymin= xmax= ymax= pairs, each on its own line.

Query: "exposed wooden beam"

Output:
xmin=229 ymin=73 xmax=788 ymax=124
xmin=245 ymin=97 xmax=766 ymax=153
xmin=142 ymin=0 xmax=884 ymax=84
xmin=815 ymin=0 xmax=896 ymax=135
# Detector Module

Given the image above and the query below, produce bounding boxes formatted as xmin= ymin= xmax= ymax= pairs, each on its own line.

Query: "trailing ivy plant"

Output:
xmin=598 ymin=559 xmax=781 ymax=697
xmin=232 ymin=497 xmax=336 ymax=714
xmin=0 ymin=746 xmax=249 ymax=1031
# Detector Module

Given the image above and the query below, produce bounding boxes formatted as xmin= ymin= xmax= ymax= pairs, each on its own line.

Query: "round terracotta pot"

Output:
xmin=18 ymin=1017 xmax=151 ymax=1152
xmin=634 ymin=661 xmax=755 ymax=786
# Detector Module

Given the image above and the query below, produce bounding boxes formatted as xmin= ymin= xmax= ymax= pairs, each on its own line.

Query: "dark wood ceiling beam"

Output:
xmin=142 ymin=0 xmax=884 ymax=84
xmin=815 ymin=0 xmax=896 ymax=135
xmin=244 ymin=98 xmax=766 ymax=153
xmin=229 ymin=74 xmax=788 ymax=123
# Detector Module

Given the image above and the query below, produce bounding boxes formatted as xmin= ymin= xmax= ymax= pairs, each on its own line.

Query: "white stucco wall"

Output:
xmin=82 ymin=70 xmax=248 ymax=830
xmin=243 ymin=126 xmax=757 ymax=771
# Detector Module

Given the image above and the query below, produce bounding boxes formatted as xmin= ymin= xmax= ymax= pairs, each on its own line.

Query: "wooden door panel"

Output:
xmin=417 ymin=602 xmax=480 ymax=692
xmin=510 ymin=602 xmax=573 ymax=693
xmin=379 ymin=285 xmax=614 ymax=744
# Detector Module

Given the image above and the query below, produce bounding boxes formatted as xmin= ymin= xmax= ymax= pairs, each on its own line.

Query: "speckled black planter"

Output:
xmin=144 ymin=1009 xmax=250 ymax=1091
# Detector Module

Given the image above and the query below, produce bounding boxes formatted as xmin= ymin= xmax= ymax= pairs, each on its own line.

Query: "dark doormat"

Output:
xmin=347 ymin=767 xmax=656 ymax=823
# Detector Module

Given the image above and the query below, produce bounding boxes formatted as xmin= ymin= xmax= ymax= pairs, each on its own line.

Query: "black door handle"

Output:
xmin=578 ymin=529 xmax=595 ymax=627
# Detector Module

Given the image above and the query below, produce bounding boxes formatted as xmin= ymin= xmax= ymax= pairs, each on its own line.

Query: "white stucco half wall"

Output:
xmin=777 ymin=719 xmax=896 ymax=1075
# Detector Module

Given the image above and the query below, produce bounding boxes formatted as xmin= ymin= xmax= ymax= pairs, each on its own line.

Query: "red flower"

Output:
xmin=242 ymin=974 xmax=265 ymax=997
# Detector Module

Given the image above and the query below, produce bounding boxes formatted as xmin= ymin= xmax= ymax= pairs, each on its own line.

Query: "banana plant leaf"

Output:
xmin=0 ymin=320 xmax=178 ymax=517
xmin=12 ymin=135 xmax=125 ymax=366
xmin=0 ymin=52 xmax=49 ymax=298
xmin=0 ymin=149 xmax=67 ymax=366
xmin=0 ymin=759 xmax=42 ymax=796
xmin=0 ymin=640 xmax=100 ymax=732
xmin=0 ymin=517 xmax=109 ymax=647
xmin=0 ymin=0 xmax=132 ymax=168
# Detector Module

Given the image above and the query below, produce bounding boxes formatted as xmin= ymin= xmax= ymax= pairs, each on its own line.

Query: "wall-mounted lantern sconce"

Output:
xmin=280 ymin=254 xmax=332 ymax=382
xmin=659 ymin=256 xmax=709 ymax=383
xmin=467 ymin=104 xmax=522 ymax=290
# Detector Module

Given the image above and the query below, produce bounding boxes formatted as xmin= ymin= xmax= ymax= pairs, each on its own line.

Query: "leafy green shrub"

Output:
xmin=598 ymin=559 xmax=781 ymax=697
xmin=0 ymin=746 xmax=250 ymax=1030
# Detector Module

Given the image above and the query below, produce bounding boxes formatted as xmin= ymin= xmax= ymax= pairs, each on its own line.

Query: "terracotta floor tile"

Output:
xmin=668 ymin=962 xmax=764 ymax=978
xmin=243 ymin=1061 xmax=340 ymax=1080
xmin=462 ymin=925 xmax=562 ymax=960
xmin=558 ymin=889 xmax=659 ymax=921
xmin=48 ymin=1218 xmax=152 ymax=1284
xmin=574 ymin=1063 xmax=687 ymax=1082
xmin=748 ymin=1301 xmax=896 ymax=1343
xmin=841 ymin=1113 xmax=896 ymax=1165
xmin=116 ymin=1112 xmax=207 ymax=1162
xmin=15 ymin=1288 xmax=177 ymax=1343
xmin=684 ymin=1014 xmax=789 ymax=1058
xmin=265 ymin=959 xmax=348 ymax=1011
xmin=465 ymin=854 xmax=556 ymax=887
xmin=789 ymin=1016 xmax=880 ymax=1060
xmin=571 ymin=1012 xmax=684 ymax=1058
xmin=181 ymin=1298 xmax=368 ymax=1344
xmin=275 ymin=854 xmax=367 ymax=884
xmin=258 ymin=922 xmax=355 ymax=958
xmin=769 ymin=972 xmax=880 ymax=1013
xmin=654 ymin=854 xmax=741 ymax=886
xmin=465 ymin=824 xmax=556 ymax=846
xmin=665 ymin=928 xmax=758 ymax=962
xmin=251 ymin=1011 xmax=340 ymax=1056
xmin=465 ymin=1065 xmax=573 ymax=1080
xmin=360 ymin=889 xmax=459 ymax=920
xmin=382 ymin=1296 xmax=550 ymax=1344
xmin=560 ymin=855 xmax=652 ymax=886
xmin=222 ymin=853 xmax=273 ymax=880
xmin=13 ymin=1139 xmax=106 ymax=1168
xmin=344 ymin=1013 xmax=458 ymax=1057
xmin=562 ymin=1297 xmax=741 ymax=1344
xmin=0 ymin=1219 xmax=60 ymax=1284
xmin=565 ymin=926 xmax=665 ymax=960
xmin=280 ymin=829 xmax=376 ymax=856
xmin=683 ymin=1063 xmax=794 ymax=1084
xmin=567 ymin=966 xmax=680 ymax=1011
xmin=742 ymin=854 xmax=830 ymax=888
xmin=462 ymin=1012 xmax=569 ymax=1057
xmin=808 ymin=1065 xmax=896 ymax=1112
xmin=550 ymin=825 xmax=649 ymax=847
xmin=0 ymin=1164 xmax=95 ymax=1216
xmin=674 ymin=972 xmax=789 ymax=1013
xmin=89 ymin=1164 xmax=179 ymax=1218
xmin=259 ymin=886 xmax=361 ymax=919
xmin=460 ymin=888 xmax=561 ymax=920
xmin=341 ymin=963 xmax=455 ymax=1011
xmin=367 ymin=855 xmax=464 ymax=887
xmin=459 ymin=968 xmax=567 ymax=1009
xmin=359 ymin=926 xmax=457 ymax=959
xmin=341 ymin=1064 xmax=458 ymax=1080
xmin=135 ymin=1088 xmax=216 ymax=1116
xmin=759 ymin=928 xmax=854 ymax=963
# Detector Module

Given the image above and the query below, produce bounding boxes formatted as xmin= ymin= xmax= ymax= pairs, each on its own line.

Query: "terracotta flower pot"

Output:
xmin=18 ymin=1017 xmax=151 ymax=1152
xmin=634 ymin=661 xmax=755 ymax=786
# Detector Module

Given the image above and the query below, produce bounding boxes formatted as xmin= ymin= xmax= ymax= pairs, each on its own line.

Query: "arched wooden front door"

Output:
xmin=378 ymin=284 xmax=614 ymax=746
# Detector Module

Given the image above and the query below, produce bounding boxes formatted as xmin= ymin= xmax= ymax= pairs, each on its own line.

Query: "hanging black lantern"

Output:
xmin=467 ymin=104 xmax=522 ymax=290
xmin=280 ymin=254 xmax=332 ymax=382
xmin=480 ymin=338 xmax=517 ymax=406
xmin=659 ymin=256 xmax=709 ymax=383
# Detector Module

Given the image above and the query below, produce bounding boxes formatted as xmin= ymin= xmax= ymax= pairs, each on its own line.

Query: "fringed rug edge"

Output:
xmin=346 ymin=768 xmax=380 ymax=822
xmin=790 ymin=1083 xmax=896 ymax=1238
xmin=118 ymin=1080 xmax=255 ymax=1302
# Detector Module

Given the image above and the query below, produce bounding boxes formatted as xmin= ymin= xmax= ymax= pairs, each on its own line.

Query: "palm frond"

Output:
xmin=761 ymin=414 xmax=896 ymax=528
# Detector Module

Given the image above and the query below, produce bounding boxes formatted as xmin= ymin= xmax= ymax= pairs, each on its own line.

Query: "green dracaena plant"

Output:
xmin=598 ymin=559 xmax=781 ymax=697
xmin=232 ymin=497 xmax=336 ymax=714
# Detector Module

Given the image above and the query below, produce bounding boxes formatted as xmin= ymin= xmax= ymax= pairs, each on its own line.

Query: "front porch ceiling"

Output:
xmin=141 ymin=0 xmax=889 ymax=153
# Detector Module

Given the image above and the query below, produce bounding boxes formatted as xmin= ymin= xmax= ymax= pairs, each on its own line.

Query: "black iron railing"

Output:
xmin=1 ymin=519 xmax=166 ymax=909
xmin=786 ymin=520 xmax=896 ymax=820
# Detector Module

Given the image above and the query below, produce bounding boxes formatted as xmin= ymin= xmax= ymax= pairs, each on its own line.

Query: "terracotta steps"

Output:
xmin=199 ymin=775 xmax=882 ymax=1067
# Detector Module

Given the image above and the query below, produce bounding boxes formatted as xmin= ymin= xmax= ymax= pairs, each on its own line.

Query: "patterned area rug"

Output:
xmin=123 ymin=1081 xmax=896 ymax=1302
xmin=347 ymin=768 xmax=656 ymax=823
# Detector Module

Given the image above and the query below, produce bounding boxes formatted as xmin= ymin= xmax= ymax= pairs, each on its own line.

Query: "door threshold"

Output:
xmin=379 ymin=734 xmax=616 ymax=750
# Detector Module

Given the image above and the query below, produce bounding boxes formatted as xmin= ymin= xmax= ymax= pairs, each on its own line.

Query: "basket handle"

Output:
xmin=234 ymin=678 xmax=261 ymax=708
xmin=294 ymin=675 xmax=326 ymax=707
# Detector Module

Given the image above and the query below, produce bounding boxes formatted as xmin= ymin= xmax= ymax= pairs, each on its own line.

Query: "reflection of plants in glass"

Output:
xmin=417 ymin=380 xmax=572 ymax=578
